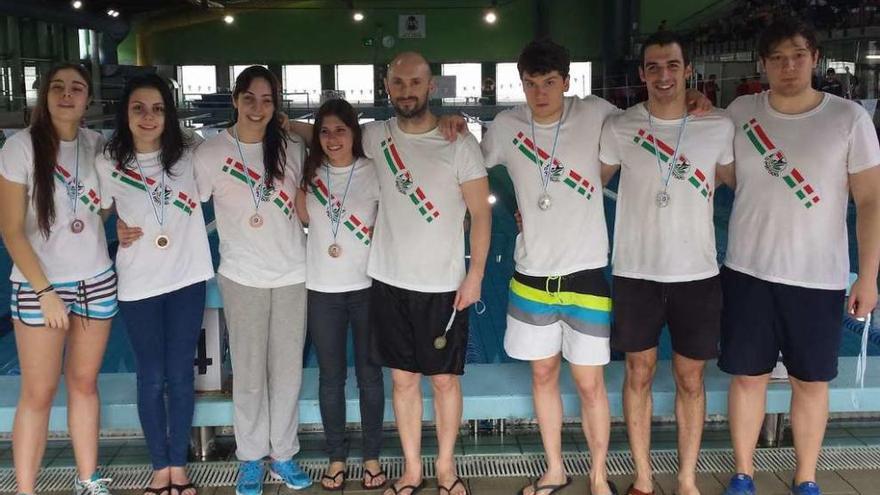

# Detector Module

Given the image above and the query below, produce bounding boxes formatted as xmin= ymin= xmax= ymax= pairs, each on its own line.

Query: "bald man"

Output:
xmin=365 ymin=51 xmax=490 ymax=495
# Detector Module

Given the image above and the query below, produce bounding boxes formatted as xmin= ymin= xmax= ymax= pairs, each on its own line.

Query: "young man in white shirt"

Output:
xmin=718 ymin=17 xmax=880 ymax=495
xmin=600 ymin=31 xmax=734 ymax=495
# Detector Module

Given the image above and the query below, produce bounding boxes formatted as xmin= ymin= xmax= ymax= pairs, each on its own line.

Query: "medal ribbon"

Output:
xmin=68 ymin=134 xmax=80 ymax=217
xmin=325 ymin=161 xmax=356 ymax=244
xmin=232 ymin=125 xmax=263 ymax=215
xmin=529 ymin=105 xmax=564 ymax=196
xmin=647 ymin=106 xmax=688 ymax=196
xmin=133 ymin=155 xmax=167 ymax=232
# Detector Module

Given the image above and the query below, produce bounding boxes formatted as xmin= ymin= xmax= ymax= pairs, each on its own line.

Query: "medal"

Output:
xmin=655 ymin=191 xmax=670 ymax=208
xmin=70 ymin=218 xmax=84 ymax=233
xmin=155 ymin=234 xmax=170 ymax=249
xmin=134 ymin=154 xmax=170 ymax=249
xmin=530 ymin=105 xmax=564 ymax=214
xmin=328 ymin=243 xmax=342 ymax=258
xmin=64 ymin=135 xmax=85 ymax=234
xmin=538 ymin=192 xmax=553 ymax=211
xmin=647 ymin=106 xmax=688 ymax=211
xmin=434 ymin=310 xmax=458 ymax=351
xmin=322 ymin=161 xmax=357 ymax=254
xmin=233 ymin=126 xmax=269 ymax=229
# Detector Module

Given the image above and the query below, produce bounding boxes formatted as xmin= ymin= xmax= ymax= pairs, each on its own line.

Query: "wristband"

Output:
xmin=35 ymin=285 xmax=55 ymax=298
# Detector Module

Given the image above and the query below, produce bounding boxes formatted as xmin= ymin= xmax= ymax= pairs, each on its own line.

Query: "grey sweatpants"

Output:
xmin=218 ymin=274 xmax=307 ymax=461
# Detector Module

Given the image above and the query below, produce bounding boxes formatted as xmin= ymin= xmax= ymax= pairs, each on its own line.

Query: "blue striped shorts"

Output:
xmin=10 ymin=268 xmax=118 ymax=327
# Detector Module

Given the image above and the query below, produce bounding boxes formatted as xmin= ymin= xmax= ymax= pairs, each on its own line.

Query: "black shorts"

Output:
xmin=718 ymin=267 xmax=845 ymax=382
xmin=611 ymin=275 xmax=722 ymax=360
xmin=369 ymin=279 xmax=468 ymax=376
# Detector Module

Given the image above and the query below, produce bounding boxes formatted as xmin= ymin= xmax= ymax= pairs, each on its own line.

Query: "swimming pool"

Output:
xmin=0 ymin=134 xmax=877 ymax=375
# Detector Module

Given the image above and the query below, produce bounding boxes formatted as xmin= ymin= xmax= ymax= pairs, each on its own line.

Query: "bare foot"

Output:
xmin=363 ymin=459 xmax=387 ymax=488
xmin=321 ymin=461 xmax=346 ymax=490
xmin=520 ymin=470 xmax=569 ymax=495
xmin=169 ymin=466 xmax=195 ymax=495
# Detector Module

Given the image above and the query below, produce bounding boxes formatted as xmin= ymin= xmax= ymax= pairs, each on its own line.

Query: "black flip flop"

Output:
xmin=438 ymin=476 xmax=469 ymax=495
xmin=170 ymin=483 xmax=197 ymax=495
xmin=517 ymin=476 xmax=573 ymax=495
xmin=321 ymin=469 xmax=345 ymax=492
xmin=361 ymin=467 xmax=388 ymax=490
xmin=143 ymin=485 xmax=170 ymax=495
xmin=383 ymin=479 xmax=426 ymax=495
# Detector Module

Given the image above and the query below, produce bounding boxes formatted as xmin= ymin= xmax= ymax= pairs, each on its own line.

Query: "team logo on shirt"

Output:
xmin=111 ymin=167 xmax=197 ymax=215
xmin=54 ymin=164 xmax=100 ymax=213
xmin=326 ymin=194 xmax=346 ymax=223
xmin=379 ymin=137 xmax=440 ymax=223
xmin=742 ymin=119 xmax=821 ymax=209
xmin=221 ymin=157 xmax=296 ymax=220
xmin=150 ymin=184 xmax=172 ymax=206
xmin=310 ymin=177 xmax=374 ymax=246
xmin=394 ymin=170 xmax=414 ymax=194
xmin=633 ymin=129 xmax=713 ymax=200
xmin=512 ymin=131 xmax=596 ymax=201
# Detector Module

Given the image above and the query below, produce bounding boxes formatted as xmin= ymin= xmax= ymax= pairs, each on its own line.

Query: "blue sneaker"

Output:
xmin=74 ymin=473 xmax=112 ymax=495
xmin=723 ymin=474 xmax=756 ymax=495
xmin=270 ymin=459 xmax=312 ymax=490
xmin=236 ymin=461 xmax=265 ymax=495
xmin=791 ymin=481 xmax=821 ymax=495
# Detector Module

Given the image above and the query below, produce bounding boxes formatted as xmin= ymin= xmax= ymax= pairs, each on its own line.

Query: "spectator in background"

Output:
xmin=820 ymin=67 xmax=844 ymax=96
xmin=736 ymin=77 xmax=750 ymax=96
xmin=705 ymin=74 xmax=720 ymax=105
xmin=747 ymin=74 xmax=763 ymax=94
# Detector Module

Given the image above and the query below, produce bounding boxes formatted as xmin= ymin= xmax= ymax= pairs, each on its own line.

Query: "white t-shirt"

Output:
xmin=305 ymin=158 xmax=379 ymax=292
xmin=0 ymin=128 xmax=112 ymax=283
xmin=482 ymin=96 xmax=617 ymax=276
xmin=96 ymin=149 xmax=214 ymax=301
xmin=600 ymin=103 xmax=735 ymax=282
xmin=194 ymin=129 xmax=307 ymax=288
xmin=725 ymin=91 xmax=880 ymax=290
xmin=362 ymin=119 xmax=487 ymax=293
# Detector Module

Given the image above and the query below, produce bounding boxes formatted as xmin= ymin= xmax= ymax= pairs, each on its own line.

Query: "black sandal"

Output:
xmin=517 ymin=476 xmax=572 ymax=495
xmin=143 ymin=486 xmax=170 ymax=495
xmin=383 ymin=479 xmax=425 ymax=495
xmin=438 ymin=476 xmax=469 ymax=495
xmin=361 ymin=467 xmax=388 ymax=490
xmin=170 ymin=482 xmax=197 ymax=495
xmin=321 ymin=469 xmax=346 ymax=492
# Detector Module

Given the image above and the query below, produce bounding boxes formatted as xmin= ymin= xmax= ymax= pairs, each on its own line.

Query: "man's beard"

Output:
xmin=392 ymin=96 xmax=429 ymax=119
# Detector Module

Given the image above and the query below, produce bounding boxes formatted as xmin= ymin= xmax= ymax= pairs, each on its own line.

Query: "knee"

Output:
xmin=531 ymin=361 xmax=560 ymax=388
xmin=354 ymin=365 xmax=383 ymax=389
xmin=732 ymin=374 xmax=770 ymax=394
xmin=391 ymin=372 xmax=420 ymax=394
xmin=65 ymin=370 xmax=99 ymax=397
xmin=430 ymin=374 xmax=459 ymax=394
xmin=575 ymin=373 xmax=606 ymax=404
xmin=789 ymin=377 xmax=828 ymax=397
xmin=625 ymin=357 xmax=657 ymax=392
xmin=319 ymin=364 xmax=348 ymax=388
xmin=673 ymin=369 xmax=704 ymax=399
xmin=19 ymin=382 xmax=60 ymax=411
xmin=136 ymin=373 xmax=167 ymax=398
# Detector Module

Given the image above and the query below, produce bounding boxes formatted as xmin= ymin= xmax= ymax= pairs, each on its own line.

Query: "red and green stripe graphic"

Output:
xmin=379 ymin=138 xmax=440 ymax=223
xmin=343 ymin=214 xmax=372 ymax=246
xmin=110 ymin=167 xmax=157 ymax=192
xmin=173 ymin=192 xmax=197 ymax=215
xmin=634 ymin=129 xmax=713 ymax=201
xmin=55 ymin=164 xmax=100 ymax=212
xmin=310 ymin=177 xmax=331 ymax=206
xmin=222 ymin=157 xmax=296 ymax=219
xmin=563 ymin=170 xmax=595 ymax=199
xmin=742 ymin=119 xmax=820 ymax=209
xmin=512 ymin=131 xmax=595 ymax=202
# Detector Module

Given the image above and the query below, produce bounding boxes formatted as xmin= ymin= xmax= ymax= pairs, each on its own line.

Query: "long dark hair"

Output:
xmin=231 ymin=66 xmax=288 ymax=186
xmin=106 ymin=73 xmax=189 ymax=174
xmin=30 ymin=63 xmax=92 ymax=238
xmin=301 ymin=98 xmax=365 ymax=189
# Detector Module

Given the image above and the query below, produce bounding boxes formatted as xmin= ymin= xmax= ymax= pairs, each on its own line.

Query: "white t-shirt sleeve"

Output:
xmin=94 ymin=154 xmax=116 ymax=209
xmin=0 ymin=134 xmax=31 ymax=185
xmin=847 ymin=109 xmax=880 ymax=174
xmin=480 ymin=120 xmax=505 ymax=169
xmin=361 ymin=122 xmax=384 ymax=160
xmin=193 ymin=148 xmax=214 ymax=202
xmin=455 ymin=134 xmax=488 ymax=184
xmin=719 ymin=115 xmax=736 ymax=166
xmin=598 ymin=116 xmax=621 ymax=165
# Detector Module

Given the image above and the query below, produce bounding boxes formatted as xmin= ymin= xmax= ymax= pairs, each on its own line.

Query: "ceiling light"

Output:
xmin=866 ymin=54 xmax=880 ymax=60
xmin=106 ymin=8 xmax=119 ymax=17
xmin=224 ymin=14 xmax=235 ymax=24
xmin=353 ymin=11 xmax=364 ymax=22
xmin=72 ymin=0 xmax=83 ymax=9
xmin=484 ymin=10 xmax=497 ymax=24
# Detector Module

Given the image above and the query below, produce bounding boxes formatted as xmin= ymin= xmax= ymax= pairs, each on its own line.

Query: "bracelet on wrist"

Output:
xmin=35 ymin=285 xmax=55 ymax=298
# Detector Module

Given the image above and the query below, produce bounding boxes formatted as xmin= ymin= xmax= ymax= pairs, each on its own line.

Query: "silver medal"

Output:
xmin=537 ymin=192 xmax=553 ymax=211
xmin=655 ymin=191 xmax=670 ymax=208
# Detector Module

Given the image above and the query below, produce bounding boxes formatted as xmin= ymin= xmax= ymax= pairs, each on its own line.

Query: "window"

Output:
xmin=230 ymin=65 xmax=268 ymax=84
xmin=335 ymin=65 xmax=374 ymax=104
xmin=441 ymin=63 xmax=481 ymax=104
xmin=78 ymin=29 xmax=90 ymax=60
xmin=180 ymin=65 xmax=217 ymax=101
xmin=566 ymin=62 xmax=592 ymax=98
xmin=24 ymin=66 xmax=38 ymax=103
xmin=282 ymin=65 xmax=321 ymax=107
xmin=496 ymin=63 xmax=524 ymax=103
